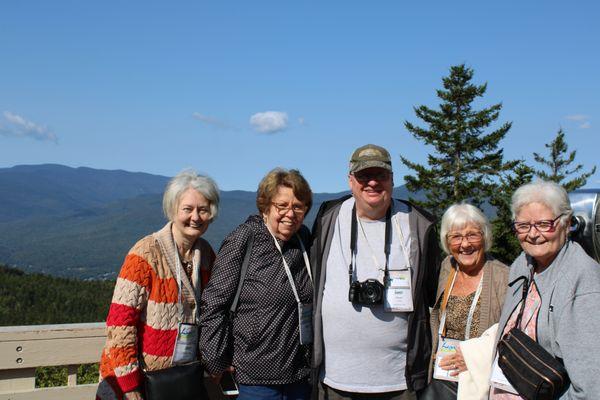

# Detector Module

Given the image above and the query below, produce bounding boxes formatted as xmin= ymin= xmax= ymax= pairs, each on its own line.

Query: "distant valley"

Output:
xmin=0 ymin=164 xmax=412 ymax=279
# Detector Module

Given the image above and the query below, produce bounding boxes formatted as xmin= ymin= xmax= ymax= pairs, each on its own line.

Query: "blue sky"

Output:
xmin=1 ymin=1 xmax=598 ymax=192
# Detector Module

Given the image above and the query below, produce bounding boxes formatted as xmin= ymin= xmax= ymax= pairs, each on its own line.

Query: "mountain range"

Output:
xmin=0 ymin=164 xmax=412 ymax=279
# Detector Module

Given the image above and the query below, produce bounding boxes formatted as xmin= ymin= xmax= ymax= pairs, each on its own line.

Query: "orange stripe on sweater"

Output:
xmin=107 ymin=345 xmax=138 ymax=369
xmin=118 ymin=253 xmax=179 ymax=303
xmin=118 ymin=254 xmax=153 ymax=286
xmin=147 ymin=275 xmax=178 ymax=303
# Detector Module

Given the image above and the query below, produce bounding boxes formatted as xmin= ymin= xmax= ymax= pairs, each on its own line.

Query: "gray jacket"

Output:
xmin=310 ymin=195 xmax=440 ymax=394
xmin=496 ymin=241 xmax=600 ymax=399
xmin=429 ymin=255 xmax=509 ymax=379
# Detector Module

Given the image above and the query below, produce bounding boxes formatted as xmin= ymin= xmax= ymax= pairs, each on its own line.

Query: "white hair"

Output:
xmin=440 ymin=203 xmax=492 ymax=254
xmin=511 ymin=180 xmax=572 ymax=227
xmin=162 ymin=169 xmax=220 ymax=222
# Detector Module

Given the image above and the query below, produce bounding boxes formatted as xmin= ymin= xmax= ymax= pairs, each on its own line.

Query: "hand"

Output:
xmin=123 ymin=389 xmax=143 ymax=400
xmin=210 ymin=365 xmax=235 ymax=384
xmin=438 ymin=345 xmax=467 ymax=377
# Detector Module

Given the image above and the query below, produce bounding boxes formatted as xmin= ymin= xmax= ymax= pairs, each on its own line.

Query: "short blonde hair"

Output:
xmin=256 ymin=168 xmax=313 ymax=215
xmin=440 ymin=203 xmax=492 ymax=254
xmin=162 ymin=169 xmax=220 ymax=222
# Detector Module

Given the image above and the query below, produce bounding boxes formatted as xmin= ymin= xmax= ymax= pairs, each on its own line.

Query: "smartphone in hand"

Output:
xmin=220 ymin=370 xmax=239 ymax=396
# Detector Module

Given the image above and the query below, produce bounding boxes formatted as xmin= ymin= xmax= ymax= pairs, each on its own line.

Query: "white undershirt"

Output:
xmin=321 ymin=198 xmax=412 ymax=393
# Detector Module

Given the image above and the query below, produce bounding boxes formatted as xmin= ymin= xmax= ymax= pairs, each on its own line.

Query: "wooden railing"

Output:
xmin=0 ymin=323 xmax=225 ymax=400
xmin=0 ymin=323 xmax=104 ymax=400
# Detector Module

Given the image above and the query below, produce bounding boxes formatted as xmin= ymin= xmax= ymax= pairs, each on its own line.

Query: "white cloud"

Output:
xmin=298 ymin=117 xmax=306 ymax=126
xmin=565 ymin=114 xmax=589 ymax=121
xmin=0 ymin=111 xmax=58 ymax=143
xmin=579 ymin=121 xmax=591 ymax=129
xmin=249 ymin=111 xmax=288 ymax=134
xmin=192 ymin=112 xmax=232 ymax=129
xmin=564 ymin=114 xmax=592 ymax=129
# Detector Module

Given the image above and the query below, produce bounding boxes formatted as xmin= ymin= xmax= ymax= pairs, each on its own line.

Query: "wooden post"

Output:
xmin=66 ymin=365 xmax=78 ymax=387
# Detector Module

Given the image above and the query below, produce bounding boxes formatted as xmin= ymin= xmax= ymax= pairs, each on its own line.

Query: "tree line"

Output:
xmin=400 ymin=64 xmax=596 ymax=264
xmin=0 ymin=264 xmax=113 ymax=387
xmin=0 ymin=264 xmax=113 ymax=326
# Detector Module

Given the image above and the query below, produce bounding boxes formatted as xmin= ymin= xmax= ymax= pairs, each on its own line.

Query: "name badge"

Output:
xmin=433 ymin=337 xmax=459 ymax=382
xmin=384 ymin=269 xmax=413 ymax=312
xmin=171 ymin=323 xmax=198 ymax=365
xmin=490 ymin=354 xmax=518 ymax=394
xmin=298 ymin=302 xmax=313 ymax=345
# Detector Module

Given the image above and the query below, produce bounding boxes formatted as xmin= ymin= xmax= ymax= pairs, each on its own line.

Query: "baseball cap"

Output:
xmin=349 ymin=144 xmax=392 ymax=173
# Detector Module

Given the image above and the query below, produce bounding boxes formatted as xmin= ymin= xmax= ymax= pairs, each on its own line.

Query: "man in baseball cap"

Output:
xmin=310 ymin=144 xmax=440 ymax=399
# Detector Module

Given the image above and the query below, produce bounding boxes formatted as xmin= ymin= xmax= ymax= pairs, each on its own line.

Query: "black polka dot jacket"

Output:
xmin=199 ymin=214 xmax=313 ymax=385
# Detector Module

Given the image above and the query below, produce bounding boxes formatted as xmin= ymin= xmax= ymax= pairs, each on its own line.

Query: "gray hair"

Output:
xmin=511 ymin=180 xmax=572 ymax=227
xmin=440 ymin=203 xmax=492 ymax=254
xmin=162 ymin=169 xmax=220 ymax=222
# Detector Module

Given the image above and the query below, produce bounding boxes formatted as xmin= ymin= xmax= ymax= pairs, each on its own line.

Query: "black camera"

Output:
xmin=348 ymin=279 xmax=385 ymax=305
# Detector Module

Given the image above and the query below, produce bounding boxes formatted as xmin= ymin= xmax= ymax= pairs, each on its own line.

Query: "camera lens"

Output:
xmin=365 ymin=286 xmax=376 ymax=298
xmin=363 ymin=280 xmax=383 ymax=304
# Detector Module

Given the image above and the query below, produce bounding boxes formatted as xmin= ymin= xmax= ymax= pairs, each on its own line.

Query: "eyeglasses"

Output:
xmin=447 ymin=231 xmax=483 ymax=246
xmin=352 ymin=170 xmax=391 ymax=183
xmin=512 ymin=214 xmax=564 ymax=234
xmin=271 ymin=202 xmax=306 ymax=216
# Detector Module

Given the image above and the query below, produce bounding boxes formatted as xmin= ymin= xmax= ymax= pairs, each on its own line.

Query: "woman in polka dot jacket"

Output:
xmin=200 ymin=168 xmax=314 ymax=400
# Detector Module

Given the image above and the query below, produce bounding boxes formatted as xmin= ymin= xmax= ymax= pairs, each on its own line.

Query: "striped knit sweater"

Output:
xmin=96 ymin=223 xmax=214 ymax=399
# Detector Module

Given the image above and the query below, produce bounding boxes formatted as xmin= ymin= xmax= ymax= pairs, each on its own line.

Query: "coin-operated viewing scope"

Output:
xmin=569 ymin=189 xmax=600 ymax=263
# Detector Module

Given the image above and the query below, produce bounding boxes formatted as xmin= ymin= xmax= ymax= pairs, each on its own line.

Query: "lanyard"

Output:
xmin=438 ymin=266 xmax=483 ymax=340
xmin=357 ymin=209 xmax=412 ymax=271
xmin=392 ymin=213 xmax=411 ymax=270
xmin=171 ymin=234 xmax=201 ymax=323
xmin=349 ymin=203 xmax=392 ymax=285
xmin=266 ymin=226 xmax=312 ymax=304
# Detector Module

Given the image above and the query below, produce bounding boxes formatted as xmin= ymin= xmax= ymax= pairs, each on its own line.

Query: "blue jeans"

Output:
xmin=237 ymin=380 xmax=311 ymax=400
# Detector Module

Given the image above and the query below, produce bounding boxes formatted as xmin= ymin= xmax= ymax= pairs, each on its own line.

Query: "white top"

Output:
xmin=321 ymin=198 xmax=412 ymax=393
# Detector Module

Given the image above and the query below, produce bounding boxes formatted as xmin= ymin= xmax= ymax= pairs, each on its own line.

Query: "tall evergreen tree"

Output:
xmin=401 ymin=64 xmax=517 ymax=219
xmin=489 ymin=161 xmax=534 ymax=264
xmin=533 ymin=128 xmax=597 ymax=192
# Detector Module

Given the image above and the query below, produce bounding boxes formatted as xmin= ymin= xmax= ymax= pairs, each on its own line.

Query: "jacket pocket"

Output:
xmin=233 ymin=308 xmax=263 ymax=352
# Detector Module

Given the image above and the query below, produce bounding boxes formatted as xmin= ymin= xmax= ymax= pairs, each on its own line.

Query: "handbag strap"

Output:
xmin=229 ymin=230 xmax=255 ymax=316
xmin=438 ymin=266 xmax=458 ymax=337
xmin=509 ymin=273 xmax=532 ymax=329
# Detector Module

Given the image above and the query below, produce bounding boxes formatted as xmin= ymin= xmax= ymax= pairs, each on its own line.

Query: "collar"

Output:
xmin=154 ymin=222 xmax=203 ymax=300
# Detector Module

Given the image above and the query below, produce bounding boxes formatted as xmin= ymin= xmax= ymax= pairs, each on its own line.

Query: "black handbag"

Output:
xmin=419 ymin=379 xmax=457 ymax=400
xmin=144 ymin=360 xmax=209 ymax=400
xmin=497 ymin=276 xmax=570 ymax=400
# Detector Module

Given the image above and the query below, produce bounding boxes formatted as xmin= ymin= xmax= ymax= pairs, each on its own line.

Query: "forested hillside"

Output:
xmin=0 ymin=264 xmax=113 ymax=326
xmin=0 ymin=164 xmax=413 ymax=279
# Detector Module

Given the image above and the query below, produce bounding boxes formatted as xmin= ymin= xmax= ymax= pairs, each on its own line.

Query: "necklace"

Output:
xmin=182 ymin=259 xmax=193 ymax=279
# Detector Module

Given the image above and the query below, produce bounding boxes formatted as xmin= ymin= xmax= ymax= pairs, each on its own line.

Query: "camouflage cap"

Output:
xmin=349 ymin=144 xmax=392 ymax=173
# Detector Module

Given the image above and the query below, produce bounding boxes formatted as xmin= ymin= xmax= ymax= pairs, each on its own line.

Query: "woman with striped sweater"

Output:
xmin=96 ymin=170 xmax=220 ymax=400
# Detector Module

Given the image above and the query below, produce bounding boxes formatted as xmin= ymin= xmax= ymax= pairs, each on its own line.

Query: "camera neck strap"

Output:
xmin=348 ymin=203 xmax=392 ymax=286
